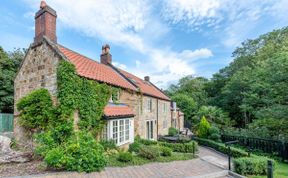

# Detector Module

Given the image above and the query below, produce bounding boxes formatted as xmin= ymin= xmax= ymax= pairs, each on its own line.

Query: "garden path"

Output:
xmin=10 ymin=146 xmax=231 ymax=178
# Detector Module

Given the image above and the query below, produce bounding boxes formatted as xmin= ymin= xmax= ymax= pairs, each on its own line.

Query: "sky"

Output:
xmin=1 ymin=0 xmax=288 ymax=89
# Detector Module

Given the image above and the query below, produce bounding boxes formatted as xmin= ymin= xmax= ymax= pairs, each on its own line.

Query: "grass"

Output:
xmin=107 ymin=152 xmax=196 ymax=167
xmin=248 ymin=161 xmax=288 ymax=178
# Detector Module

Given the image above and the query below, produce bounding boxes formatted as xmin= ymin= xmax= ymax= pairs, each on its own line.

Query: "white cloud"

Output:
xmin=112 ymin=61 xmax=127 ymax=70
xmin=23 ymin=0 xmax=213 ymax=88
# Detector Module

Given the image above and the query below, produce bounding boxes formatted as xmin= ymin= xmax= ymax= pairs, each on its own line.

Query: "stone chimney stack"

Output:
xmin=144 ymin=76 xmax=150 ymax=82
xmin=100 ymin=44 xmax=112 ymax=65
xmin=34 ymin=1 xmax=57 ymax=43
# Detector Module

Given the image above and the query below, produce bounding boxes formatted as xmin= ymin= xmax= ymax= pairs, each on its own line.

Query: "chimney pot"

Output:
xmin=100 ymin=44 xmax=112 ymax=65
xmin=144 ymin=76 xmax=150 ymax=82
xmin=40 ymin=1 xmax=47 ymax=9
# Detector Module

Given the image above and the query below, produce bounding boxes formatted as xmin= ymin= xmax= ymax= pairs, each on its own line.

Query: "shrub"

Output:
xmin=168 ymin=127 xmax=178 ymax=136
xmin=43 ymin=132 xmax=107 ymax=172
xmin=195 ymin=138 xmax=248 ymax=158
xmin=198 ymin=116 xmax=211 ymax=138
xmin=44 ymin=147 xmax=65 ymax=169
xmin=138 ymin=138 xmax=158 ymax=145
xmin=139 ymin=145 xmax=160 ymax=160
xmin=234 ymin=156 xmax=274 ymax=175
xmin=128 ymin=142 xmax=141 ymax=153
xmin=118 ymin=152 xmax=133 ymax=162
xmin=16 ymin=88 xmax=54 ymax=130
xmin=160 ymin=147 xmax=172 ymax=156
xmin=208 ymin=126 xmax=221 ymax=141
xmin=159 ymin=141 xmax=198 ymax=153
xmin=99 ymin=140 xmax=117 ymax=151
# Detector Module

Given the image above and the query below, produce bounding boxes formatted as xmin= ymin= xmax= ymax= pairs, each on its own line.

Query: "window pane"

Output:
xmin=113 ymin=121 xmax=118 ymax=144
xmin=150 ymin=121 xmax=153 ymax=139
xmin=119 ymin=120 xmax=124 ymax=143
xmin=125 ymin=119 xmax=129 ymax=141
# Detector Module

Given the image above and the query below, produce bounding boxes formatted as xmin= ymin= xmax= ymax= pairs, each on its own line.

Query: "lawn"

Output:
xmin=107 ymin=152 xmax=196 ymax=167
xmin=249 ymin=161 xmax=288 ymax=178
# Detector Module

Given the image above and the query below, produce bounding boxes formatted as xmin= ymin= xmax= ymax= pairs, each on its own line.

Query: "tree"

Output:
xmin=0 ymin=47 xmax=24 ymax=113
xmin=171 ymin=93 xmax=197 ymax=121
xmin=198 ymin=116 xmax=211 ymax=138
xmin=193 ymin=106 xmax=231 ymax=129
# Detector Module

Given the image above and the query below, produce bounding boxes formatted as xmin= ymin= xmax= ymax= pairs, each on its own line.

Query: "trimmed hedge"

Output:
xmin=194 ymin=137 xmax=248 ymax=158
xmin=138 ymin=139 xmax=158 ymax=146
xmin=160 ymin=146 xmax=172 ymax=157
xmin=139 ymin=145 xmax=160 ymax=160
xmin=168 ymin=127 xmax=178 ymax=136
xmin=159 ymin=141 xmax=198 ymax=153
xmin=234 ymin=156 xmax=274 ymax=175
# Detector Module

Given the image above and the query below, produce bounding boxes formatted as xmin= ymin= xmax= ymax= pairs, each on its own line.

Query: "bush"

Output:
xmin=118 ymin=152 xmax=133 ymax=162
xmin=195 ymin=137 xmax=248 ymax=158
xmin=159 ymin=141 xmax=198 ymax=153
xmin=16 ymin=89 xmax=54 ymax=130
xmin=234 ymin=156 xmax=274 ymax=175
xmin=44 ymin=147 xmax=65 ymax=169
xmin=208 ymin=126 xmax=221 ymax=141
xmin=198 ymin=116 xmax=211 ymax=138
xmin=139 ymin=145 xmax=160 ymax=160
xmin=128 ymin=142 xmax=141 ymax=153
xmin=99 ymin=140 xmax=117 ymax=151
xmin=43 ymin=132 xmax=107 ymax=172
xmin=168 ymin=127 xmax=178 ymax=136
xmin=160 ymin=147 xmax=172 ymax=156
xmin=138 ymin=138 xmax=158 ymax=145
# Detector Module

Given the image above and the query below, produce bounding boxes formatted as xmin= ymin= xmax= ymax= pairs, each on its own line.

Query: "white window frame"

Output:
xmin=147 ymin=98 xmax=152 ymax=112
xmin=146 ymin=120 xmax=154 ymax=140
xmin=108 ymin=118 xmax=134 ymax=146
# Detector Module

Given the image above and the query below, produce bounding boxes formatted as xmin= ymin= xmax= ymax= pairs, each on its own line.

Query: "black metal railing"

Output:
xmin=221 ymin=134 xmax=288 ymax=161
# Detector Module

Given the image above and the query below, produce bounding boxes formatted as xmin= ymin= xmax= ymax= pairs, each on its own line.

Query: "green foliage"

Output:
xmin=57 ymin=61 xmax=111 ymax=133
xmin=198 ymin=116 xmax=211 ymax=138
xmin=99 ymin=140 xmax=117 ymax=151
xmin=207 ymin=27 xmax=288 ymax=128
xmin=138 ymin=138 xmax=158 ymax=145
xmin=234 ymin=156 xmax=274 ymax=175
xmin=17 ymin=89 xmax=54 ymax=130
xmin=171 ymin=93 xmax=197 ymax=121
xmin=160 ymin=146 xmax=172 ymax=156
xmin=193 ymin=106 xmax=231 ymax=129
xmin=17 ymin=60 xmax=111 ymax=172
xmin=0 ymin=47 xmax=24 ymax=113
xmin=159 ymin=141 xmax=198 ymax=153
xmin=168 ymin=127 xmax=178 ymax=136
xmin=44 ymin=132 xmax=107 ymax=172
xmin=208 ymin=126 xmax=221 ymax=141
xmin=139 ymin=145 xmax=160 ymax=160
xmin=195 ymin=137 xmax=248 ymax=158
xmin=128 ymin=141 xmax=141 ymax=153
xmin=118 ymin=152 xmax=133 ymax=162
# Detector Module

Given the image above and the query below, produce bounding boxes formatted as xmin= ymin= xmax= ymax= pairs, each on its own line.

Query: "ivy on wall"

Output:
xmin=17 ymin=60 xmax=114 ymax=172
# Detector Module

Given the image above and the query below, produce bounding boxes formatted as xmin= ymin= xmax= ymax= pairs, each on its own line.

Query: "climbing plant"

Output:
xmin=17 ymin=60 xmax=112 ymax=172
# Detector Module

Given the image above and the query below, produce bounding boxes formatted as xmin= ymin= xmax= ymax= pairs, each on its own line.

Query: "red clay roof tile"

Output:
xmin=117 ymin=69 xmax=170 ymax=101
xmin=57 ymin=45 xmax=137 ymax=91
xmin=56 ymin=44 xmax=170 ymax=101
xmin=104 ymin=104 xmax=134 ymax=117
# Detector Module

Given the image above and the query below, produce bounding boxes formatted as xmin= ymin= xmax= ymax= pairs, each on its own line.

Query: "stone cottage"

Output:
xmin=14 ymin=1 xmax=184 ymax=147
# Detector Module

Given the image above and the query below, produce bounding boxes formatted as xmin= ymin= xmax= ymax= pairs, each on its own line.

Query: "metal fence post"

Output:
xmin=228 ymin=146 xmax=231 ymax=170
xmin=267 ymin=160 xmax=273 ymax=178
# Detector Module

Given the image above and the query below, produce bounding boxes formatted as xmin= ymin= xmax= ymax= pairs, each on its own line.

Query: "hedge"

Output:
xmin=233 ymin=156 xmax=274 ymax=175
xmin=159 ymin=141 xmax=198 ymax=153
xmin=194 ymin=137 xmax=248 ymax=158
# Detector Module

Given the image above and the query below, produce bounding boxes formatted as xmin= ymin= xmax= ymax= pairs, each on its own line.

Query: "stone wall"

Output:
xmin=119 ymin=90 xmax=171 ymax=140
xmin=13 ymin=41 xmax=60 ymax=148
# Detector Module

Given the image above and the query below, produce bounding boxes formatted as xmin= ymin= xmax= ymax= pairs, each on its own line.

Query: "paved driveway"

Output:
xmin=14 ymin=146 xmax=229 ymax=178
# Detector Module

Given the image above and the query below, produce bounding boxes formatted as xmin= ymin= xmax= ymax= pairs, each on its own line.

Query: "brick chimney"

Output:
xmin=144 ymin=76 xmax=150 ymax=82
xmin=100 ymin=44 xmax=112 ymax=65
xmin=34 ymin=1 xmax=57 ymax=43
